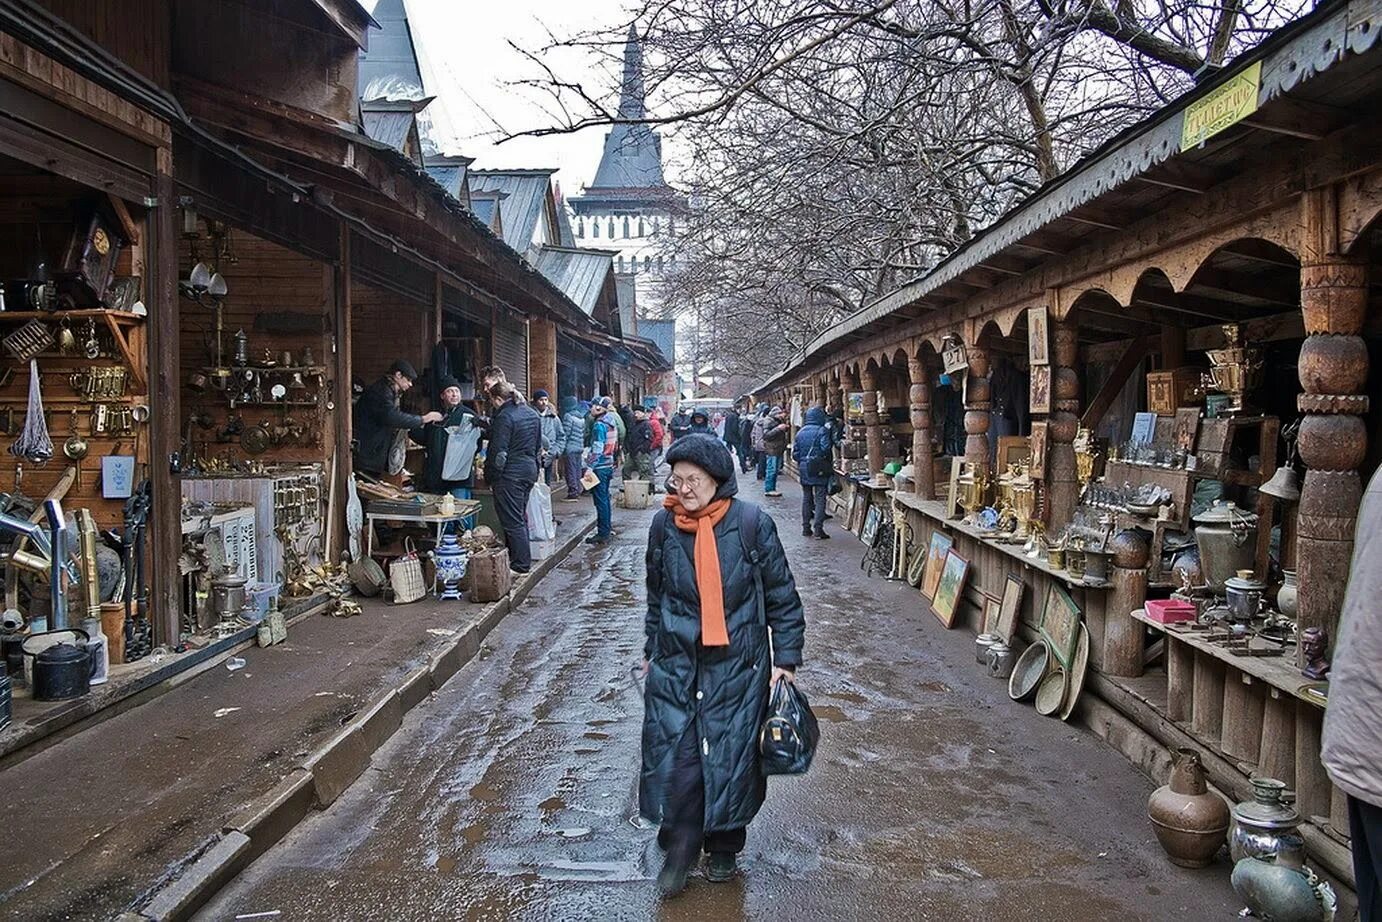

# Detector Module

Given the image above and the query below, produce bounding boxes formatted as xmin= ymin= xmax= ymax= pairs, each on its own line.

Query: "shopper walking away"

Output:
xmin=723 ymin=407 xmax=742 ymax=469
xmin=559 ymin=396 xmax=587 ymax=501
xmin=483 ymin=381 xmax=541 ymax=574
xmin=533 ymin=389 xmax=564 ymax=486
xmin=738 ymin=412 xmax=755 ymax=474
xmin=1322 ymin=464 xmax=1382 ymax=922
xmin=761 ymin=407 xmax=790 ymax=497
xmin=585 ymin=402 xmax=618 ymax=545
xmin=623 ymin=406 xmax=655 ymax=486
xmin=793 ymin=407 xmax=833 ymax=537
xmin=641 ymin=433 xmax=806 ymax=896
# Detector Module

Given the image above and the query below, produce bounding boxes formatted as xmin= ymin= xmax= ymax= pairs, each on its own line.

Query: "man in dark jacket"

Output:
xmin=353 ymin=359 xmax=442 ymax=476
xmin=641 ymin=434 xmax=806 ymax=894
xmin=793 ymin=406 xmax=833 ymax=538
xmin=669 ymin=408 xmax=692 ymax=443
xmin=622 ymin=406 xmax=655 ymax=485
xmin=409 ymin=375 xmax=480 ymax=496
xmin=737 ymin=413 xmax=755 ymax=473
xmin=484 ymin=381 xmax=542 ymax=574
xmin=722 ymin=408 xmax=742 ymax=468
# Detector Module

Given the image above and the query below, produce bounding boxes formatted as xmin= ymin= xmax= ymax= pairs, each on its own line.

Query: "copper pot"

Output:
xmin=1148 ymin=748 xmax=1230 ymax=867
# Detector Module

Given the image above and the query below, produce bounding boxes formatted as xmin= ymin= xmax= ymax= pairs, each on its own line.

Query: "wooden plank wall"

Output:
xmin=350 ymin=280 xmax=432 ymax=410
xmin=44 ymin=0 xmax=172 ymax=90
xmin=0 ymin=184 xmax=149 ymax=529
xmin=178 ymin=223 xmax=335 ymax=468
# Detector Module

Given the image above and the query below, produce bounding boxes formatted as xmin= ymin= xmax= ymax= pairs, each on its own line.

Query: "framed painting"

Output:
xmin=998 ymin=573 xmax=1024 ymax=642
xmin=1029 ymin=364 xmax=1052 ymax=414
xmin=861 ymin=505 xmax=883 ymax=547
xmin=982 ymin=594 xmax=1002 ymax=635
xmin=945 ymin=455 xmax=964 ymax=518
xmin=906 ymin=540 xmax=928 ymax=587
xmin=1029 ymin=421 xmax=1049 ymax=480
xmin=1173 ymin=406 xmax=1200 ymax=452
xmin=849 ymin=491 xmax=869 ymax=535
xmin=997 ymin=435 xmax=1032 ymax=471
xmin=1039 ymin=582 xmax=1082 ymax=669
xmin=921 ymin=530 xmax=953 ymax=599
xmin=931 ymin=550 xmax=970 ymax=628
xmin=1027 ymin=305 xmax=1050 ymax=366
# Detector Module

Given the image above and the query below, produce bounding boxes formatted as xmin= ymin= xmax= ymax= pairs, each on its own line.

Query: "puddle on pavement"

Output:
xmin=814 ymin=705 xmax=850 ymax=723
xmin=821 ymin=689 xmax=868 ymax=705
xmin=919 ymin=680 xmax=952 ymax=693
xmin=469 ymin=781 xmax=500 ymax=802
xmin=461 ymin=823 xmax=486 ymax=846
xmin=556 ymin=826 xmax=592 ymax=839
xmin=539 ymin=795 xmax=566 ymax=814
xmin=573 ymin=746 xmax=600 ymax=755
xmin=435 ymin=855 xmax=458 ymax=873
xmin=587 ymin=719 xmax=616 ymax=727
xmin=582 ymin=731 xmax=610 ymax=741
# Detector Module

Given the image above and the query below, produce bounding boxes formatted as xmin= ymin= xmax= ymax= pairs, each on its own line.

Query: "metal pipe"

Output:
xmin=44 ymin=499 xmax=68 ymax=631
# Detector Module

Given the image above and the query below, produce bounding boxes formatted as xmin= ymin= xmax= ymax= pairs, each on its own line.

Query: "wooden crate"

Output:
xmin=467 ymin=547 xmax=511 ymax=602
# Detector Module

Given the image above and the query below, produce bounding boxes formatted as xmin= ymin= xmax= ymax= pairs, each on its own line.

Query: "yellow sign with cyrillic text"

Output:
xmin=1180 ymin=61 xmax=1262 ymax=151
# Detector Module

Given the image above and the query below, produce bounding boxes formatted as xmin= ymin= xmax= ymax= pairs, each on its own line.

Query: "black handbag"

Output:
xmin=759 ymin=676 xmax=820 ymax=776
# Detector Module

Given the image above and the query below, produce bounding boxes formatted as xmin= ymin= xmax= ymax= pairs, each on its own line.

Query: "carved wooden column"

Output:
xmin=963 ymin=345 xmax=991 ymax=475
xmin=908 ymin=354 xmax=934 ymax=497
xmin=1047 ymin=318 xmax=1081 ymax=531
xmin=1104 ymin=530 xmax=1149 ymax=677
xmin=815 ymin=376 xmax=828 ymax=409
xmin=1296 ymin=210 xmax=1369 ymax=653
xmin=859 ymin=365 xmax=885 ymax=479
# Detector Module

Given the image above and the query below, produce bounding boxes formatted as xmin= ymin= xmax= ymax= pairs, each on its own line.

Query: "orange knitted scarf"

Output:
xmin=663 ymin=493 xmax=732 ymax=647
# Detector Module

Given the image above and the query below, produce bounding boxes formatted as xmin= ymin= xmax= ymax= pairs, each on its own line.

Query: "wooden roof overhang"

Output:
xmin=174 ymin=77 xmax=597 ymax=332
xmin=754 ymin=0 xmax=1382 ymax=393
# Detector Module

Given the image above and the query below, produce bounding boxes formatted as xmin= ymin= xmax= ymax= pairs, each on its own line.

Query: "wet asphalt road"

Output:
xmin=200 ymin=479 xmax=1242 ymax=921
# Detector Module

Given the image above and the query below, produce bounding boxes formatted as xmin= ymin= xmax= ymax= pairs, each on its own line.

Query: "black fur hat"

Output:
xmin=665 ymin=433 xmax=738 ymax=493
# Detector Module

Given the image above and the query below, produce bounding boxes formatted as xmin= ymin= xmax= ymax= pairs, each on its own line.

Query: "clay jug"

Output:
xmin=1148 ymin=748 xmax=1230 ymax=867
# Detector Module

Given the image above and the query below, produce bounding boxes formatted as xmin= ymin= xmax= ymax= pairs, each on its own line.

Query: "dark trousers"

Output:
xmin=493 ymin=479 xmax=534 ymax=572
xmin=1352 ymin=796 xmax=1382 ymax=922
xmin=657 ymin=724 xmax=747 ymax=863
xmin=755 ymin=452 xmax=767 ymax=481
xmin=564 ymin=450 xmax=584 ymax=498
xmin=802 ymin=483 xmax=828 ymax=533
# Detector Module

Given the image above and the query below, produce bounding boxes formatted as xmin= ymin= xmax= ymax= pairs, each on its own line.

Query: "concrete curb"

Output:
xmin=129 ymin=514 xmax=596 ymax=921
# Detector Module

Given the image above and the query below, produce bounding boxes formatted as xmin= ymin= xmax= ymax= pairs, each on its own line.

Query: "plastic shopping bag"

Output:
xmin=526 ymin=482 xmax=556 ymax=542
xmin=759 ymin=677 xmax=820 ymax=776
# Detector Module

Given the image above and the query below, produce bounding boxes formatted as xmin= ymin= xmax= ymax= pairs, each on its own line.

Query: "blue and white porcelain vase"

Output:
xmin=434 ymin=533 xmax=468 ymax=600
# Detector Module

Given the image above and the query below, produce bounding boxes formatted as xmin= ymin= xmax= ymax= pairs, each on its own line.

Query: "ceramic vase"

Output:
xmin=434 ymin=533 xmax=468 ymax=601
xmin=1277 ymin=570 xmax=1299 ymax=619
xmin=1231 ymin=852 xmax=1335 ymax=922
xmin=1147 ymin=748 xmax=1230 ymax=867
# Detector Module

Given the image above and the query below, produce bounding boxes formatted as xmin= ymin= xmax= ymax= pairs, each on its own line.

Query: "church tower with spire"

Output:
xmin=570 ymin=26 xmax=687 ymax=314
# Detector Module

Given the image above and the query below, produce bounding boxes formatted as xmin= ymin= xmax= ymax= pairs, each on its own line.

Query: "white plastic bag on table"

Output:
xmin=526 ymin=482 xmax=556 ymax=542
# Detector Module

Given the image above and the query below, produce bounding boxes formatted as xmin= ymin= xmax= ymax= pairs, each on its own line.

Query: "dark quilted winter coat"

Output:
xmin=640 ymin=479 xmax=806 ymax=833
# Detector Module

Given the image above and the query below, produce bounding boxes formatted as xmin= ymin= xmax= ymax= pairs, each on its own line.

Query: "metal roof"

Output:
xmin=469 ymin=169 xmax=557 ymax=254
xmin=753 ymin=0 xmax=1382 ymax=394
xmin=362 ymin=109 xmax=414 ymax=153
xmin=358 ymin=0 xmax=424 ymax=100
xmin=424 ymin=153 xmax=473 ymax=202
xmin=637 ymin=317 xmax=676 ymax=366
xmin=534 ymin=246 xmax=618 ymax=319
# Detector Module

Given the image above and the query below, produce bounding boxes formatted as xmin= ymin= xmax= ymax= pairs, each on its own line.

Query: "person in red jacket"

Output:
xmin=648 ymin=407 xmax=667 ymax=474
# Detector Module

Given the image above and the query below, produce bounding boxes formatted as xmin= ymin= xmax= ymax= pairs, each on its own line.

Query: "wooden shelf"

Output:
xmin=0 ymin=309 xmax=143 ymax=324
xmin=1131 ymin=608 xmax=1319 ymax=708
xmin=201 ymin=366 xmax=326 ymax=374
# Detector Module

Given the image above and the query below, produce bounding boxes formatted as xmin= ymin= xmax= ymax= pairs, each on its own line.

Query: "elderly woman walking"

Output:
xmin=640 ymin=433 xmax=806 ymax=896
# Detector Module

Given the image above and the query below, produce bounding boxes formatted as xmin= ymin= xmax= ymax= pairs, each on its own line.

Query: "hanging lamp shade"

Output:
xmin=207 ymin=272 xmax=228 ymax=298
xmin=187 ymin=262 xmax=213 ymax=290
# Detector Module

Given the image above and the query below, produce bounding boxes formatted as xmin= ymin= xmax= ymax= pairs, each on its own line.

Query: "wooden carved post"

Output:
xmin=908 ymin=354 xmax=934 ymax=497
xmin=963 ymin=344 xmax=991 ymax=475
xmin=1296 ymin=188 xmax=1370 ymax=655
xmin=815 ymin=376 xmax=828 ymax=409
xmin=859 ymin=365 xmax=885 ymax=479
xmin=1104 ymin=530 xmax=1149 ymax=677
xmin=1048 ymin=319 xmax=1081 ymax=531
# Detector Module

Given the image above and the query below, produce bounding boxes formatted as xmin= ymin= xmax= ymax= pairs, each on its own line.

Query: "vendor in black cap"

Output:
xmin=410 ymin=374 xmax=481 ymax=499
xmin=352 ymin=358 xmax=443 ymax=477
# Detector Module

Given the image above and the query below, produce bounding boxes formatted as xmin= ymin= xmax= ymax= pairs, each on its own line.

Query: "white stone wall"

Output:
xmin=572 ymin=208 xmax=681 ymax=311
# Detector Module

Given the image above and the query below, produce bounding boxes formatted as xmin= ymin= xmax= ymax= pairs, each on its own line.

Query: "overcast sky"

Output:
xmin=362 ymin=0 xmax=659 ymax=199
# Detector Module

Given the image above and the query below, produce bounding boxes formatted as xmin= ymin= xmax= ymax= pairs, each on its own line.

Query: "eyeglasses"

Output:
xmin=667 ymin=474 xmax=709 ymax=493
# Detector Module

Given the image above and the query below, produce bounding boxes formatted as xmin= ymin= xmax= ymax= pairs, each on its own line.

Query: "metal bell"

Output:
xmin=1260 ymin=464 xmax=1300 ymax=503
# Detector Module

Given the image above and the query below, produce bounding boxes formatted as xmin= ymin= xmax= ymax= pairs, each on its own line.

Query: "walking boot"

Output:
xmin=814 ymin=529 xmax=830 ymax=539
xmin=706 ymin=852 xmax=737 ymax=883
xmin=657 ymin=854 xmax=692 ymax=897
xmin=802 ymin=524 xmax=813 ymax=537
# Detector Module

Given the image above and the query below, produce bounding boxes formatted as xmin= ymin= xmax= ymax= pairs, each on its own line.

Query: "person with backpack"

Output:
xmin=792 ymin=406 xmax=834 ymax=538
xmin=641 ymin=433 xmax=806 ymax=897
xmin=760 ymin=407 xmax=790 ymax=498
xmin=558 ymin=396 xmax=587 ymax=501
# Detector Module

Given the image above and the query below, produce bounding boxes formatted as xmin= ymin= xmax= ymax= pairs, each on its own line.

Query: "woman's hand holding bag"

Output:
xmin=758 ymin=673 xmax=820 ymax=776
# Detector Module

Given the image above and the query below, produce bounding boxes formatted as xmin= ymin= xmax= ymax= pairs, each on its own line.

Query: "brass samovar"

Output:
xmin=1202 ymin=324 xmax=1262 ymax=416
